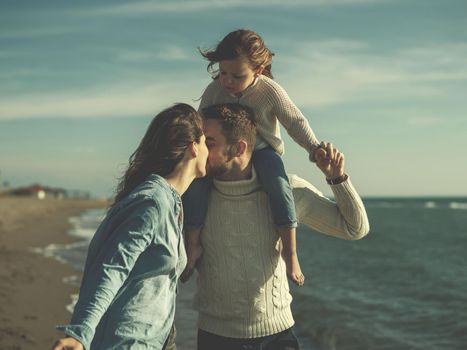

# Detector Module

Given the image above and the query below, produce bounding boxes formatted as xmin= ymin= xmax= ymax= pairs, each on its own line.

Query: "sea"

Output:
xmin=38 ymin=197 xmax=467 ymax=350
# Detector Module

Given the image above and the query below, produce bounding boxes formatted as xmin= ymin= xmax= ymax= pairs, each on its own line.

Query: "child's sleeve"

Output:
xmin=270 ymin=83 xmax=320 ymax=161
xmin=198 ymin=80 xmax=217 ymax=115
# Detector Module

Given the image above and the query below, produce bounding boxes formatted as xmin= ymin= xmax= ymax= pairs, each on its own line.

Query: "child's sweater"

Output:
xmin=199 ymin=75 xmax=319 ymax=160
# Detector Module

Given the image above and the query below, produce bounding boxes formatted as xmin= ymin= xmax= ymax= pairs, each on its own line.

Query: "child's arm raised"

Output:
xmin=268 ymin=79 xmax=321 ymax=161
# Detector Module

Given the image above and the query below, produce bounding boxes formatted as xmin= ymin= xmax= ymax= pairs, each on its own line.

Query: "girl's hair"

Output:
xmin=113 ymin=103 xmax=203 ymax=204
xmin=200 ymin=29 xmax=274 ymax=79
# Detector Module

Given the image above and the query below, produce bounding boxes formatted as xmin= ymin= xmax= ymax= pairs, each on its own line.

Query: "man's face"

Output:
xmin=203 ymin=118 xmax=234 ymax=178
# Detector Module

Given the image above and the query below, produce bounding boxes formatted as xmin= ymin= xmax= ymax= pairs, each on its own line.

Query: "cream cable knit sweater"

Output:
xmin=199 ymin=75 xmax=319 ymax=160
xmin=193 ymin=169 xmax=370 ymax=338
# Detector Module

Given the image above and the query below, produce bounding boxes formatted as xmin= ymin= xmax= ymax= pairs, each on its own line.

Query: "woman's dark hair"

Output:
xmin=113 ymin=103 xmax=203 ymax=204
xmin=199 ymin=29 xmax=275 ymax=79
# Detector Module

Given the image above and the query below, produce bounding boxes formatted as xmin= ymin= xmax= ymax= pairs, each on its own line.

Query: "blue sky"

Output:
xmin=1 ymin=0 xmax=466 ymax=198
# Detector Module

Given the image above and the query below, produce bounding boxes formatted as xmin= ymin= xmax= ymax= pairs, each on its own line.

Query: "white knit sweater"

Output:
xmin=193 ymin=169 xmax=370 ymax=338
xmin=199 ymin=75 xmax=319 ymax=160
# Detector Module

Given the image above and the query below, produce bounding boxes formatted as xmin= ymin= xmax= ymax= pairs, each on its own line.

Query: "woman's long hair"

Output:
xmin=199 ymin=29 xmax=275 ymax=79
xmin=113 ymin=103 xmax=203 ymax=204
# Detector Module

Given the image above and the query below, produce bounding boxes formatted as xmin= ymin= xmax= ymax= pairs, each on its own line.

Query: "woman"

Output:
xmin=52 ymin=103 xmax=208 ymax=350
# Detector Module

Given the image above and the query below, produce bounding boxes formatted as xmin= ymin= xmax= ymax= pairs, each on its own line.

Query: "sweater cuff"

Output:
xmin=56 ymin=324 xmax=94 ymax=350
xmin=329 ymin=178 xmax=369 ymax=239
xmin=329 ymin=177 xmax=356 ymax=198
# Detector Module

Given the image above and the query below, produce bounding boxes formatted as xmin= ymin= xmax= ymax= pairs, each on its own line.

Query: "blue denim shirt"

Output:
xmin=57 ymin=174 xmax=187 ymax=350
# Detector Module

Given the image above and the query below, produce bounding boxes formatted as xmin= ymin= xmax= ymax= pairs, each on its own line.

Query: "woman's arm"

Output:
xmin=55 ymin=198 xmax=160 ymax=349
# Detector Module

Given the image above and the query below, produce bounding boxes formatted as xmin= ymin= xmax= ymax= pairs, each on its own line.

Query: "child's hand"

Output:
xmin=313 ymin=146 xmax=327 ymax=163
xmin=315 ymin=141 xmax=345 ymax=179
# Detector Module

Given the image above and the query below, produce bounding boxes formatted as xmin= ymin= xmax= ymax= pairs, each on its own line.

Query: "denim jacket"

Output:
xmin=57 ymin=174 xmax=187 ymax=350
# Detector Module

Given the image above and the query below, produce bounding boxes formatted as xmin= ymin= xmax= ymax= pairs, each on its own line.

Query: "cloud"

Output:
xmin=73 ymin=146 xmax=97 ymax=154
xmin=0 ymin=27 xmax=76 ymax=39
xmin=0 ymin=79 xmax=205 ymax=120
xmin=2 ymin=39 xmax=466 ymax=121
xmin=84 ymin=0 xmax=385 ymax=16
xmin=406 ymin=116 xmax=443 ymax=127
xmin=275 ymin=40 xmax=467 ymax=108
xmin=115 ymin=46 xmax=194 ymax=63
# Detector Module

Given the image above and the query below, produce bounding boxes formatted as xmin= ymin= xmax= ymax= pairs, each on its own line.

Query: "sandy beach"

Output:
xmin=0 ymin=195 xmax=201 ymax=350
xmin=0 ymin=196 xmax=108 ymax=350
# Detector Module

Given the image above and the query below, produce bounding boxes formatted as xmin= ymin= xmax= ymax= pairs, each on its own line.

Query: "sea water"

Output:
xmin=291 ymin=197 xmax=467 ymax=350
xmin=46 ymin=198 xmax=467 ymax=349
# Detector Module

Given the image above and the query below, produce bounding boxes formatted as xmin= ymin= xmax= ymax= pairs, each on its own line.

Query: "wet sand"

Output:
xmin=0 ymin=196 xmax=108 ymax=350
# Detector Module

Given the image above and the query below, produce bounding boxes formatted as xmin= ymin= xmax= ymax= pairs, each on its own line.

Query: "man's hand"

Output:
xmin=180 ymin=228 xmax=203 ymax=283
xmin=315 ymin=141 xmax=345 ymax=180
xmin=51 ymin=337 xmax=84 ymax=350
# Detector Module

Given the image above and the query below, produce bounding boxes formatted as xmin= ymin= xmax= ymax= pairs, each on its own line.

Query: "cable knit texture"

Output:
xmin=193 ymin=169 xmax=370 ymax=338
xmin=199 ymin=75 xmax=319 ymax=160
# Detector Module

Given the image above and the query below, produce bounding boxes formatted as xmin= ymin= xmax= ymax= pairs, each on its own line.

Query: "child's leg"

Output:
xmin=252 ymin=147 xmax=305 ymax=286
xmin=180 ymin=177 xmax=210 ymax=282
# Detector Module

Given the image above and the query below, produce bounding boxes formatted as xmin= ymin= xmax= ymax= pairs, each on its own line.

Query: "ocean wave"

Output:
xmin=449 ymin=202 xmax=467 ymax=210
xmin=68 ymin=227 xmax=96 ymax=240
xmin=66 ymin=293 xmax=79 ymax=314
xmin=364 ymin=201 xmax=405 ymax=208
xmin=67 ymin=210 xmax=104 ymax=239
xmin=424 ymin=201 xmax=437 ymax=209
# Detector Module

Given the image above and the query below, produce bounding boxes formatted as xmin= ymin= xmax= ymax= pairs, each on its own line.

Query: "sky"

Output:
xmin=1 ymin=0 xmax=466 ymax=198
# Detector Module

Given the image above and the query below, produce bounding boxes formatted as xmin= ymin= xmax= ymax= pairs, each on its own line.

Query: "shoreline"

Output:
xmin=0 ymin=196 xmax=108 ymax=350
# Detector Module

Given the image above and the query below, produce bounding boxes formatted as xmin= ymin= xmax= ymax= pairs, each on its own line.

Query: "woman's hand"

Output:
xmin=315 ymin=141 xmax=345 ymax=180
xmin=51 ymin=337 xmax=84 ymax=350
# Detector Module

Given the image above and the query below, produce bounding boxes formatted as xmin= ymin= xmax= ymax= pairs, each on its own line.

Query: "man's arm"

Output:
xmin=291 ymin=142 xmax=370 ymax=240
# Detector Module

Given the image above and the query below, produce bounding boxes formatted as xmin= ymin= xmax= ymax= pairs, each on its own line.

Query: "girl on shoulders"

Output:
xmin=182 ymin=29 xmax=324 ymax=286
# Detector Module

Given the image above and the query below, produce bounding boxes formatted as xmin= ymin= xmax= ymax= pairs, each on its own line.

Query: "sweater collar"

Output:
xmin=212 ymin=167 xmax=260 ymax=196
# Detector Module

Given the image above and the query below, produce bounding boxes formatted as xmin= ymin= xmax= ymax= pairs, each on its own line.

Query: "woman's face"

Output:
xmin=195 ymin=134 xmax=209 ymax=178
xmin=218 ymin=57 xmax=259 ymax=96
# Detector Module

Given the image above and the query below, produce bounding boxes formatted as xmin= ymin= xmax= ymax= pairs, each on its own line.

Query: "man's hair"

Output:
xmin=202 ymin=103 xmax=257 ymax=154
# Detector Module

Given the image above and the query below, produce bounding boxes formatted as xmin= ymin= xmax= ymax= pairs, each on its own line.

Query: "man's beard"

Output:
xmin=206 ymin=162 xmax=230 ymax=178
xmin=206 ymin=147 xmax=235 ymax=178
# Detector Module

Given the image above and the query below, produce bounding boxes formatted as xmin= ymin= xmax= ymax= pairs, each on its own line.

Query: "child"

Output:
xmin=182 ymin=29 xmax=323 ymax=286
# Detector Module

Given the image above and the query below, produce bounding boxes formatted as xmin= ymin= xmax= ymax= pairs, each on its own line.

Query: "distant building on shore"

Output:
xmin=7 ymin=184 xmax=90 ymax=200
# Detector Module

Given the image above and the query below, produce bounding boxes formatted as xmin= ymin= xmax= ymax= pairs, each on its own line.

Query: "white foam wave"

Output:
xmin=66 ymin=293 xmax=79 ymax=314
xmin=424 ymin=201 xmax=437 ymax=209
xmin=62 ymin=275 xmax=81 ymax=287
xmin=449 ymin=202 xmax=467 ymax=210
xmin=29 ymin=246 xmax=68 ymax=264
xmin=68 ymin=227 xmax=96 ymax=240
xmin=366 ymin=201 xmax=405 ymax=208
xmin=67 ymin=210 xmax=105 ymax=239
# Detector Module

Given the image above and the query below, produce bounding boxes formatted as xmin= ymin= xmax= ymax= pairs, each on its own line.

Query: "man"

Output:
xmin=183 ymin=103 xmax=370 ymax=350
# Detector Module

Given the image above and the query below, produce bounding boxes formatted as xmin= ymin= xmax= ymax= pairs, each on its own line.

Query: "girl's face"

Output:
xmin=218 ymin=57 xmax=261 ymax=95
